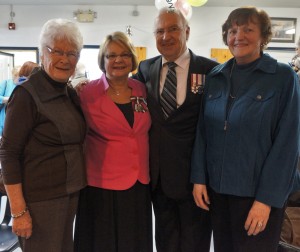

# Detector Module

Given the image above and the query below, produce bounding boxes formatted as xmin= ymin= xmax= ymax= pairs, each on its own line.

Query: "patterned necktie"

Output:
xmin=161 ymin=62 xmax=177 ymax=118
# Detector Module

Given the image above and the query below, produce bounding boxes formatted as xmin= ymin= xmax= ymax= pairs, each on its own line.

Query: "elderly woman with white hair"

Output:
xmin=0 ymin=19 xmax=86 ymax=252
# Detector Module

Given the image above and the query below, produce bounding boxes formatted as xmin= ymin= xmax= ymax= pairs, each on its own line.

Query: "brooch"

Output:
xmin=191 ymin=73 xmax=205 ymax=94
xmin=130 ymin=96 xmax=148 ymax=113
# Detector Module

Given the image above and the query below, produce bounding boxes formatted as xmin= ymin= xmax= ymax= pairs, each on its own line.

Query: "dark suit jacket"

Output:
xmin=133 ymin=50 xmax=218 ymax=199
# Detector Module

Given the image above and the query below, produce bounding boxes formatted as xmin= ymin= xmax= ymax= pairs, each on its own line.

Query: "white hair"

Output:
xmin=39 ymin=18 xmax=83 ymax=56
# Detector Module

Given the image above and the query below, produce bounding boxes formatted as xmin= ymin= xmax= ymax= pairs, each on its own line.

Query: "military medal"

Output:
xmin=191 ymin=73 xmax=205 ymax=94
xmin=130 ymin=96 xmax=148 ymax=113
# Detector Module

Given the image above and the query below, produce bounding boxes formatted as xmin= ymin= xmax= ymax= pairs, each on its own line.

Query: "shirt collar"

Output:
xmin=162 ymin=48 xmax=190 ymax=69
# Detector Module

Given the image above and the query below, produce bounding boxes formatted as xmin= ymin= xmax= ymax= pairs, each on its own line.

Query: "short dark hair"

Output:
xmin=222 ymin=6 xmax=272 ymax=51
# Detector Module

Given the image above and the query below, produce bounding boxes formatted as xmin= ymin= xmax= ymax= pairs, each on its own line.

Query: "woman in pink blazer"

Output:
xmin=74 ymin=32 xmax=152 ymax=252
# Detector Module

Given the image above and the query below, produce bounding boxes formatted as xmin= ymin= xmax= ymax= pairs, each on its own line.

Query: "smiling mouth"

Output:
xmin=113 ymin=66 xmax=126 ymax=69
xmin=162 ymin=43 xmax=174 ymax=47
xmin=234 ymin=43 xmax=248 ymax=47
xmin=56 ymin=67 xmax=70 ymax=71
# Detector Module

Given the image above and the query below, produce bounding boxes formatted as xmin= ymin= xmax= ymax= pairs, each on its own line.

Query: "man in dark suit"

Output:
xmin=133 ymin=7 xmax=218 ymax=252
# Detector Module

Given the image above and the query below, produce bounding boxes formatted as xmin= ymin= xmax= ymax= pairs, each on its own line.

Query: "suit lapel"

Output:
xmin=184 ymin=51 xmax=204 ymax=106
xmin=185 ymin=51 xmax=194 ymax=104
xmin=147 ymin=58 xmax=168 ymax=120
xmin=148 ymin=58 xmax=162 ymax=103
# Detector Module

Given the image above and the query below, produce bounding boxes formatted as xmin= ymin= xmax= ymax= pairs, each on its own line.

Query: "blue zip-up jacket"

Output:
xmin=0 ymin=79 xmax=17 ymax=135
xmin=191 ymin=54 xmax=300 ymax=208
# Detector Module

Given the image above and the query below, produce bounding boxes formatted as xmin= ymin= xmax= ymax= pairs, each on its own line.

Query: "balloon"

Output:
xmin=175 ymin=0 xmax=192 ymax=20
xmin=155 ymin=0 xmax=178 ymax=10
xmin=186 ymin=0 xmax=207 ymax=7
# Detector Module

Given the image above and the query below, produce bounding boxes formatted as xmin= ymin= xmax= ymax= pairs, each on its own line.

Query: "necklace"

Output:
xmin=229 ymin=60 xmax=237 ymax=99
xmin=108 ymin=84 xmax=129 ymax=96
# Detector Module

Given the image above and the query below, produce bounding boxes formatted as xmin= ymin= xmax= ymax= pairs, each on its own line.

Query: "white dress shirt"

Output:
xmin=160 ymin=49 xmax=190 ymax=107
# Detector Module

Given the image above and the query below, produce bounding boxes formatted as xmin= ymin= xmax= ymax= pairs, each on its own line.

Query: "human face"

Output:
xmin=227 ymin=20 xmax=263 ymax=65
xmin=154 ymin=12 xmax=190 ymax=62
xmin=41 ymin=40 xmax=79 ymax=83
xmin=104 ymin=41 xmax=133 ymax=80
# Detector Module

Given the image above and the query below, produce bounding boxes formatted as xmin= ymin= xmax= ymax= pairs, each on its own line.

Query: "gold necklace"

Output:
xmin=108 ymin=84 xmax=129 ymax=96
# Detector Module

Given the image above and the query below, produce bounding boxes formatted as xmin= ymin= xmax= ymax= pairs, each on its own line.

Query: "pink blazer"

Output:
xmin=80 ymin=74 xmax=151 ymax=190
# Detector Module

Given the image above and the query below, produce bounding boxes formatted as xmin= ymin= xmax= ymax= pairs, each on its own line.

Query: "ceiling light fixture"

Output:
xmin=73 ymin=9 xmax=97 ymax=23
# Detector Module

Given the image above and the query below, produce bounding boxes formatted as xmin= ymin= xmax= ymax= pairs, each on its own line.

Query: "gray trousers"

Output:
xmin=19 ymin=192 xmax=79 ymax=252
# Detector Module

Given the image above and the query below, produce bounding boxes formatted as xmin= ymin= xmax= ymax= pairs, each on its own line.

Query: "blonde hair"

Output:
xmin=98 ymin=31 xmax=138 ymax=72
xmin=12 ymin=65 xmax=21 ymax=80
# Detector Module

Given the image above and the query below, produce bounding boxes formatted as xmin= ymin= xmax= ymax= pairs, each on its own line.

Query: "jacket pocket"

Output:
xmin=206 ymin=89 xmax=222 ymax=101
xmin=245 ymin=89 xmax=275 ymax=102
xmin=204 ymin=89 xmax=224 ymax=120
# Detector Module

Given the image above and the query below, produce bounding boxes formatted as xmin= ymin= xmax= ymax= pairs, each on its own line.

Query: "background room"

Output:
xmin=0 ymin=0 xmax=300 ymax=81
xmin=1 ymin=1 xmax=300 ymax=252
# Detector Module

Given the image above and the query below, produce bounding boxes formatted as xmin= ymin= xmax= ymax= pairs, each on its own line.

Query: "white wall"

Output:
xmin=0 ymin=4 xmax=299 ymax=78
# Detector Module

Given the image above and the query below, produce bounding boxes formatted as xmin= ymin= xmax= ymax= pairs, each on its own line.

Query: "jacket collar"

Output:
xmin=100 ymin=73 xmax=144 ymax=97
xmin=210 ymin=53 xmax=278 ymax=77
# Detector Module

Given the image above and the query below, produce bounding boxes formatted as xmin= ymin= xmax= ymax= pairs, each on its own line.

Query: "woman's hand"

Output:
xmin=12 ymin=210 xmax=32 ymax=239
xmin=244 ymin=200 xmax=271 ymax=236
xmin=5 ymin=183 xmax=33 ymax=239
xmin=74 ymin=80 xmax=88 ymax=94
xmin=192 ymin=184 xmax=210 ymax=211
xmin=2 ymin=96 xmax=9 ymax=104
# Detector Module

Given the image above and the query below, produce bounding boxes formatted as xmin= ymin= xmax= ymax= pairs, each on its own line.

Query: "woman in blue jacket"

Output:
xmin=0 ymin=66 xmax=20 ymax=135
xmin=191 ymin=7 xmax=300 ymax=252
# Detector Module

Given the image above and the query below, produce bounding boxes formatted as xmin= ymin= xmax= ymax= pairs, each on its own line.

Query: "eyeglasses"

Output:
xmin=105 ymin=53 xmax=132 ymax=61
xmin=46 ymin=46 xmax=79 ymax=61
xmin=154 ymin=26 xmax=182 ymax=37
